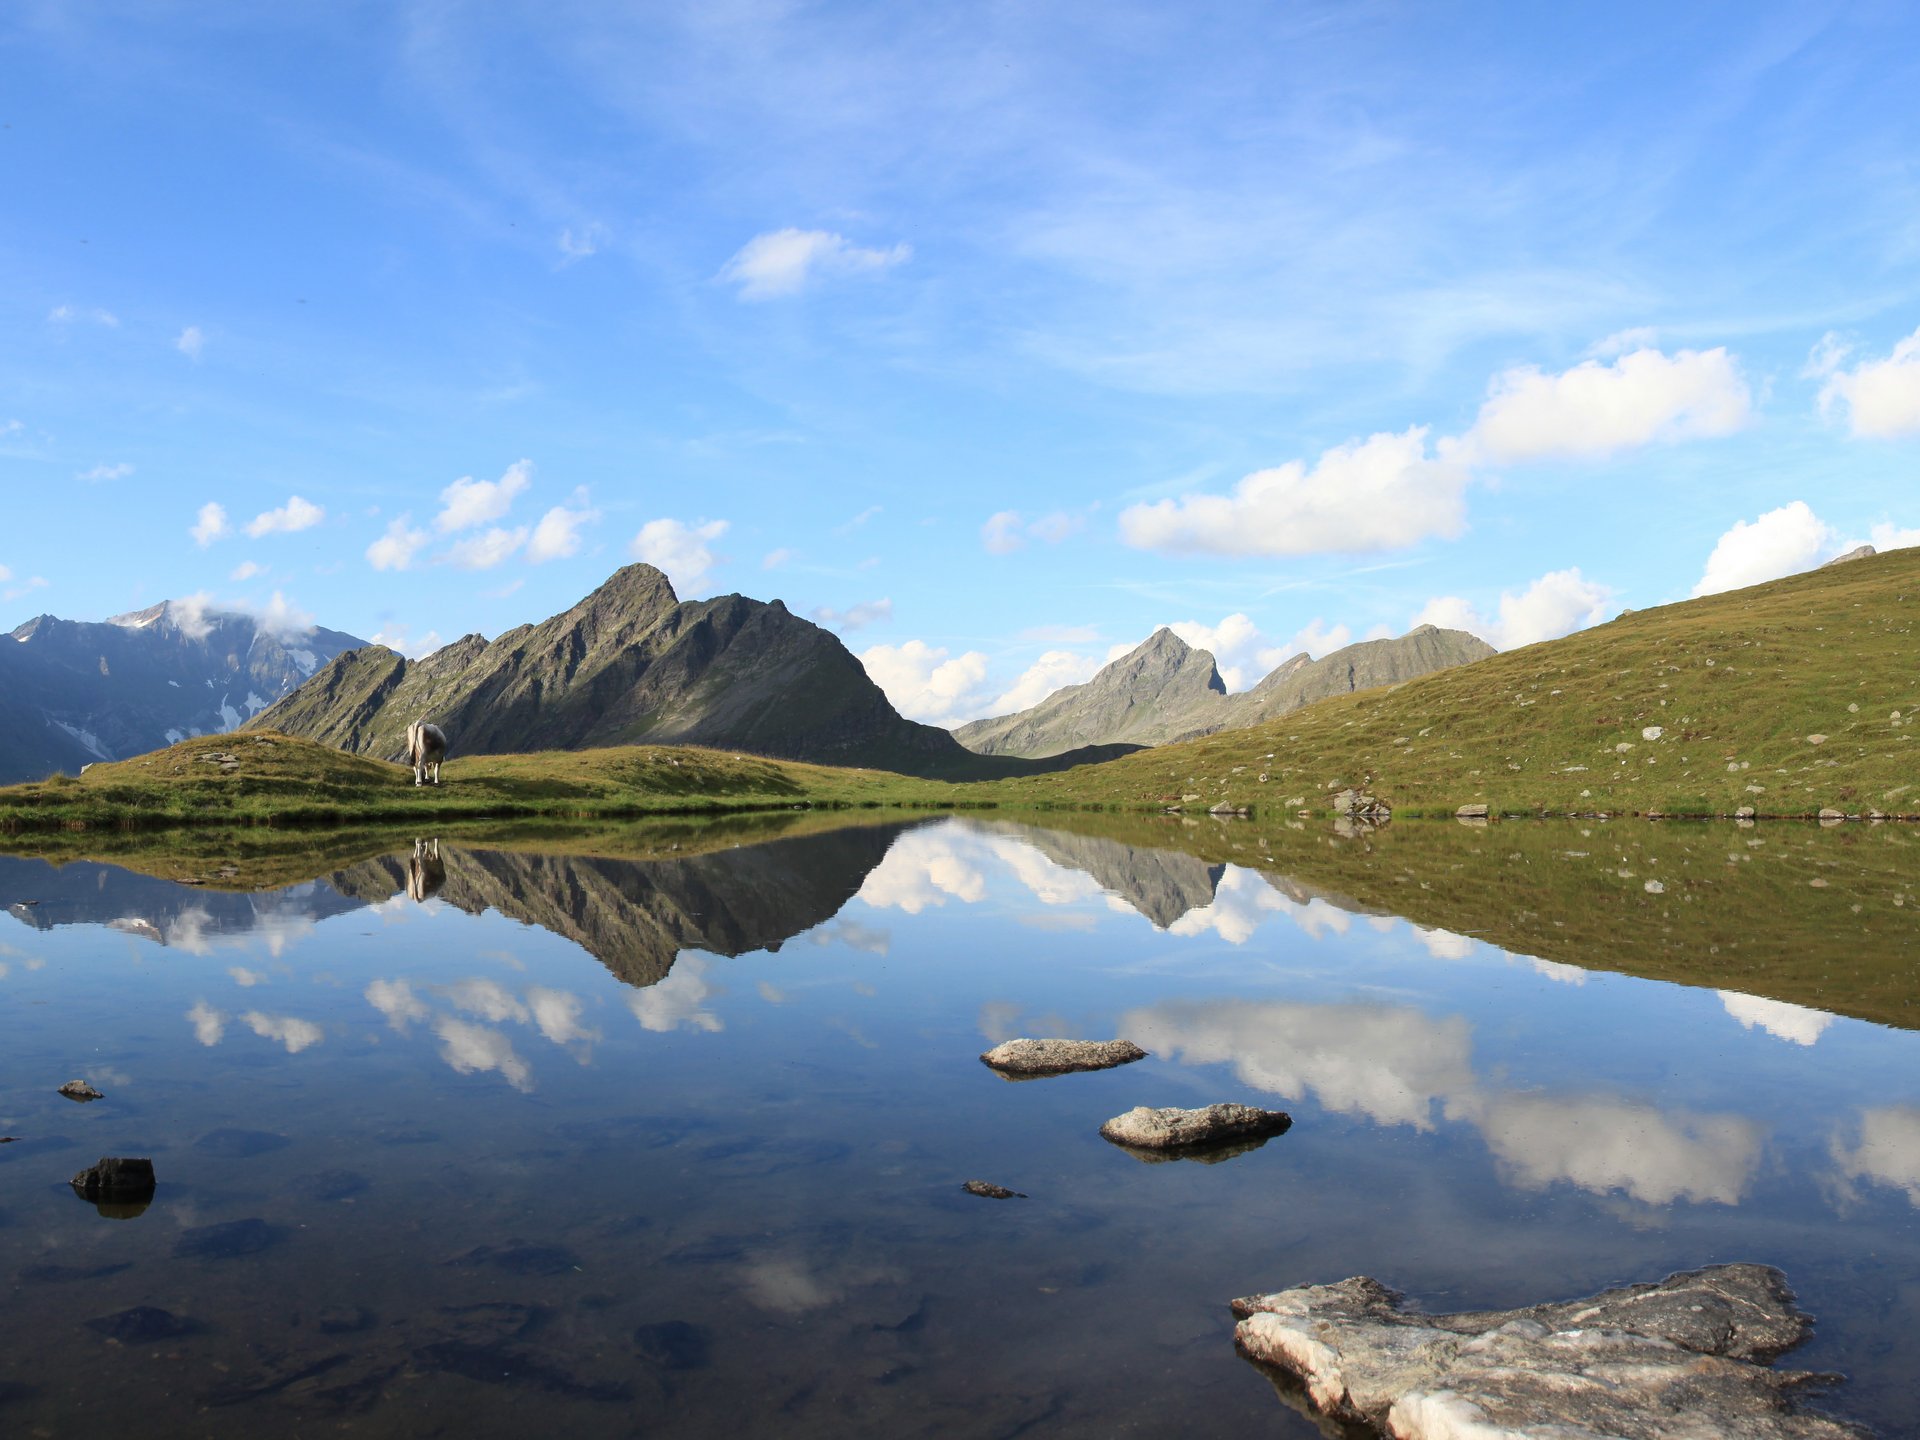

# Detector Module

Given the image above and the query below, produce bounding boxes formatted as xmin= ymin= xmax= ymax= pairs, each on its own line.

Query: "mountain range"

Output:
xmin=0 ymin=601 xmax=367 ymax=785
xmin=953 ymin=623 xmax=1494 ymax=757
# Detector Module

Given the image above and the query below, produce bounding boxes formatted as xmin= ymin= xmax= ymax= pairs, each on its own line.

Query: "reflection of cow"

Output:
xmin=407 ymin=838 xmax=445 ymax=902
xmin=406 ymin=721 xmax=447 ymax=786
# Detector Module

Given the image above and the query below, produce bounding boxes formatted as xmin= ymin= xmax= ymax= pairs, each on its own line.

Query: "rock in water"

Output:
xmin=962 ymin=1180 xmax=1027 ymax=1200
xmin=980 ymin=1038 xmax=1147 ymax=1076
xmin=57 ymin=1080 xmax=103 ymax=1102
xmin=1099 ymin=1104 xmax=1291 ymax=1153
xmin=1231 ymin=1263 xmax=1860 ymax=1439
xmin=70 ymin=1156 xmax=156 ymax=1199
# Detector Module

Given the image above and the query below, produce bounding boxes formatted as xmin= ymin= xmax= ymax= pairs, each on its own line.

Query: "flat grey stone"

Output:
xmin=980 ymin=1037 xmax=1146 ymax=1076
xmin=1231 ymin=1263 xmax=1861 ymax=1438
xmin=1099 ymin=1103 xmax=1291 ymax=1152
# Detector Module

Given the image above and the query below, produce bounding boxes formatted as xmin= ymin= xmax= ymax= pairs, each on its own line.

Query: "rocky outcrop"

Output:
xmin=1099 ymin=1103 xmax=1292 ymax=1153
xmin=1232 ymin=1263 xmax=1860 ymax=1438
xmin=955 ymin=625 xmax=1493 ymax=758
xmin=980 ymin=1038 xmax=1146 ymax=1076
xmin=1824 ymin=544 xmax=1876 ymax=567
xmin=0 ymin=601 xmax=365 ymax=784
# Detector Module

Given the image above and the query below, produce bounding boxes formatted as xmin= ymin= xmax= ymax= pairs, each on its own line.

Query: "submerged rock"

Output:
xmin=174 ymin=1217 xmax=286 ymax=1260
xmin=961 ymin=1180 xmax=1028 ymax=1200
xmin=1099 ymin=1103 xmax=1291 ymax=1154
xmin=84 ymin=1305 xmax=206 ymax=1345
xmin=634 ymin=1320 xmax=712 ymax=1370
xmin=57 ymin=1080 xmax=103 ymax=1102
xmin=980 ymin=1037 xmax=1147 ymax=1077
xmin=1231 ymin=1263 xmax=1860 ymax=1439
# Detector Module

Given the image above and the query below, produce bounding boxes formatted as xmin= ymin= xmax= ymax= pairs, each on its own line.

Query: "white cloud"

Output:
xmin=1815 ymin=325 xmax=1920 ymax=438
xmin=627 ymin=956 xmax=724 ymax=1033
xmin=444 ymin=525 xmax=529 ymax=570
xmin=368 ymin=623 xmax=443 ymax=658
xmin=1120 ymin=427 xmax=1470 ymax=557
xmin=1870 ymin=522 xmax=1920 ymax=551
xmin=526 ymin=493 xmax=600 ymax=563
xmin=176 ymin=325 xmax=205 ymax=359
xmin=1283 ymin=618 xmax=1353 ymax=659
xmin=857 ymin=829 xmax=989 ymax=913
xmin=367 ymin=514 xmax=430 ymax=571
xmin=229 ymin=560 xmax=265 ymax=582
xmin=436 ymin=459 xmax=532 ymax=533
xmin=858 ymin=639 xmax=991 ymax=727
xmin=1831 ymin=1105 xmax=1920 ymax=1206
xmin=434 ymin=1015 xmax=533 ymax=1090
xmin=557 ymin=223 xmax=608 ymax=263
xmin=49 ymin=305 xmax=118 ymax=326
xmin=525 ymin=984 xmax=597 ymax=1048
xmin=228 ymin=965 xmax=265 ymax=987
xmin=1473 ymin=1092 xmax=1761 ymax=1206
xmin=164 ymin=592 xmax=218 ymax=641
xmin=441 ymin=977 xmax=530 ymax=1025
xmin=984 ymin=649 xmax=1104 ymax=715
xmin=1718 ymin=990 xmax=1835 ymax=1047
xmin=246 ymin=495 xmax=325 ymax=538
xmin=981 ymin=510 xmax=1023 ymax=555
xmin=77 ymin=462 xmax=132 ymax=482
xmin=1463 ymin=346 xmax=1751 ymax=463
xmin=812 ymin=597 xmax=893 ymax=631
xmin=1413 ymin=567 xmax=1614 ymax=650
xmin=1692 ymin=501 xmax=1835 ymax=597
xmin=366 ymin=977 xmax=430 ymax=1031
xmin=1 ymin=575 xmax=48 ymax=602
xmin=980 ymin=510 xmax=1081 ymax=554
xmin=191 ymin=502 xmax=230 ymax=547
xmin=243 ymin=1010 xmax=324 ymax=1054
xmin=631 ymin=517 xmax=728 ymax=593
xmin=247 ymin=590 xmax=315 ymax=639
xmin=719 ymin=228 xmax=911 ymax=300
xmin=186 ymin=999 xmax=225 ymax=1046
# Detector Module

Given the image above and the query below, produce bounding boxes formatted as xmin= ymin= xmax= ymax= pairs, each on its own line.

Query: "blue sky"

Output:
xmin=5 ymin=0 xmax=1920 ymax=726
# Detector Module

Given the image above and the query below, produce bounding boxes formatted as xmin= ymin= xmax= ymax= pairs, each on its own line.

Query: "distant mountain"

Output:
xmin=0 ymin=600 xmax=367 ymax=785
xmin=248 ymin=565 xmax=1119 ymax=779
xmin=954 ymin=624 xmax=1494 ymax=758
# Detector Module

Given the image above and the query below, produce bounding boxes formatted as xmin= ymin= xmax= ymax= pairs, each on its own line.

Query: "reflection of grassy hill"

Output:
xmin=1008 ymin=810 xmax=1920 ymax=1032
xmin=976 ymin=548 xmax=1920 ymax=817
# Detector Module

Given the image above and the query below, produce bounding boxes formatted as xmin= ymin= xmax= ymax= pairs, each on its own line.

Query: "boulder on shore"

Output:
xmin=1099 ymin=1103 xmax=1291 ymax=1154
xmin=1231 ymin=1263 xmax=1860 ymax=1439
xmin=981 ymin=1037 xmax=1147 ymax=1077
xmin=1454 ymin=803 xmax=1490 ymax=820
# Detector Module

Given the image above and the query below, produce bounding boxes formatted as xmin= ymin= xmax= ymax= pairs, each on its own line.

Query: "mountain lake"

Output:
xmin=1 ymin=813 xmax=1916 ymax=1436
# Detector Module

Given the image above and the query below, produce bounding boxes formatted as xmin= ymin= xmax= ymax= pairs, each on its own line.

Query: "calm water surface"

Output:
xmin=2 ymin=816 xmax=1917 ymax=1436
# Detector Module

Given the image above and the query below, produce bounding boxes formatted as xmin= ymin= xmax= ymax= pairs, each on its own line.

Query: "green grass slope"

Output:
xmin=976 ymin=547 xmax=1920 ymax=817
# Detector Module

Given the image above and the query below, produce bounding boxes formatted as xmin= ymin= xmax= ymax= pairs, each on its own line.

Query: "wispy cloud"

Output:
xmin=176 ymin=325 xmax=206 ymax=359
xmin=719 ymin=229 xmax=910 ymax=300
xmin=77 ymin=462 xmax=133 ymax=482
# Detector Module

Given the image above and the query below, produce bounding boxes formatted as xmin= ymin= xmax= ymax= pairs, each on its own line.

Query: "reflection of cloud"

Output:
xmin=806 ymin=918 xmax=891 ymax=955
xmin=1831 ymin=1106 xmax=1920 ymax=1206
xmin=164 ymin=905 xmax=215 ymax=955
xmin=1168 ymin=868 xmax=1304 ymax=945
xmin=186 ymin=1000 xmax=225 ymax=1046
xmin=525 ymin=984 xmax=597 ymax=1048
xmin=228 ymin=966 xmax=265 ymax=987
xmin=1124 ymin=998 xmax=1475 ymax=1130
xmin=1128 ymin=994 xmax=1764 ymax=1207
xmin=978 ymin=1000 xmax=1023 ymax=1044
xmin=627 ymin=957 xmax=724 ymax=1033
xmin=1529 ymin=958 xmax=1588 ymax=986
xmin=1415 ymin=926 xmax=1474 ymax=961
xmin=365 ymin=978 xmax=430 ymax=1031
xmin=242 ymin=1010 xmax=324 ymax=1054
xmin=856 ymin=830 xmax=987 ymax=913
xmin=433 ymin=1016 xmax=532 ymax=1091
xmin=739 ymin=1257 xmax=841 ymax=1314
xmin=1470 ymin=1093 xmax=1760 ymax=1206
xmin=985 ymin=837 xmax=1104 ymax=906
xmin=442 ymin=977 xmax=529 ymax=1024
xmin=757 ymin=981 xmax=788 ymax=1004
xmin=1718 ymin=990 xmax=1834 ymax=1047
xmin=250 ymin=911 xmax=315 ymax=958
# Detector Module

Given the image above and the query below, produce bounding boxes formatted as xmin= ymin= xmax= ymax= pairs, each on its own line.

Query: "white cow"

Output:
xmin=406 ymin=721 xmax=448 ymax=786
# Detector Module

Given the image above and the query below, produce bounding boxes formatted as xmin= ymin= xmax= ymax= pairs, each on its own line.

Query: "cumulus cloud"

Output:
xmin=243 ymin=1010 xmax=324 ymax=1054
xmin=176 ymin=325 xmax=205 ymax=359
xmin=246 ymin=495 xmax=325 ymax=538
xmin=1692 ymin=501 xmax=1835 ymax=597
xmin=631 ymin=517 xmax=728 ymax=593
xmin=366 ymin=514 xmax=430 ymax=571
xmin=1413 ymin=567 xmax=1614 ymax=650
xmin=719 ymin=228 xmax=911 ymax=300
xmin=983 ymin=649 xmax=1104 ymax=715
xmin=1870 ymin=522 xmax=1920 ymax=551
xmin=186 ymin=999 xmax=225 ymax=1046
xmin=191 ymin=502 xmax=230 ymax=547
xmin=1120 ymin=428 xmax=1470 ymax=557
xmin=856 ymin=829 xmax=989 ymax=913
xmin=434 ymin=1015 xmax=533 ymax=1090
xmin=1462 ymin=346 xmax=1752 ymax=463
xmin=812 ymin=598 xmax=892 ymax=631
xmin=366 ymin=977 xmax=431 ymax=1032
xmin=368 ymin=623 xmax=443 ymax=658
xmin=77 ymin=462 xmax=133 ymax=482
xmin=526 ymin=492 xmax=600 ymax=563
xmin=1831 ymin=1105 xmax=1920 ymax=1206
xmin=858 ymin=639 xmax=991 ymax=727
xmin=627 ymin=956 xmax=725 ymax=1033
xmin=437 ymin=459 xmax=532 ymax=533
xmin=247 ymin=590 xmax=316 ymax=639
xmin=1814 ymin=326 xmax=1920 ymax=438
xmin=444 ymin=525 xmax=528 ymax=570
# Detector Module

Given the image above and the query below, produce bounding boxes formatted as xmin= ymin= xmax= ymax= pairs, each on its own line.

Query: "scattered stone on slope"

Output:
xmin=981 ymin=1037 xmax=1147 ymax=1077
xmin=1231 ymin=1263 xmax=1861 ymax=1439
xmin=1099 ymin=1103 xmax=1292 ymax=1155
xmin=1331 ymin=788 xmax=1391 ymax=820
xmin=962 ymin=1180 xmax=1027 ymax=1200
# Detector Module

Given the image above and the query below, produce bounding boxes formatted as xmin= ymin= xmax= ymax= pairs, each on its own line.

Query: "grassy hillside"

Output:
xmin=975 ymin=547 xmax=1920 ymax=818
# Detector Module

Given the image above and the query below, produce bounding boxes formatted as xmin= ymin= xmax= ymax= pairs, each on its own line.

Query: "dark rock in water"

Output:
xmin=634 ymin=1319 xmax=712 ymax=1371
xmin=1231 ymin=1263 xmax=1858 ymax=1439
xmin=20 ymin=1260 xmax=133 ymax=1284
xmin=302 ymin=1169 xmax=371 ymax=1201
xmin=193 ymin=1127 xmax=291 ymax=1158
xmin=1099 ymin=1103 xmax=1292 ymax=1154
xmin=316 ymin=1306 xmax=377 ymax=1335
xmin=412 ymin=1340 xmax=632 ymax=1400
xmin=70 ymin=1156 xmax=157 ymax=1208
xmin=0 ymin=1136 xmax=18 ymax=1144
xmin=84 ymin=1305 xmax=206 ymax=1344
xmin=174 ymin=1217 xmax=285 ymax=1260
xmin=57 ymin=1079 xmax=104 ymax=1102
xmin=980 ymin=1037 xmax=1147 ymax=1077
xmin=962 ymin=1180 xmax=1028 ymax=1200
xmin=447 ymin=1241 xmax=581 ymax=1277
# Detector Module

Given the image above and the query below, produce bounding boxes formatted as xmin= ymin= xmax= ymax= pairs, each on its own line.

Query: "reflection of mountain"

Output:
xmin=978 ymin=823 xmax=1224 ymax=928
xmin=0 ymin=856 xmax=359 ymax=947
xmin=332 ymin=823 xmax=918 ymax=987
